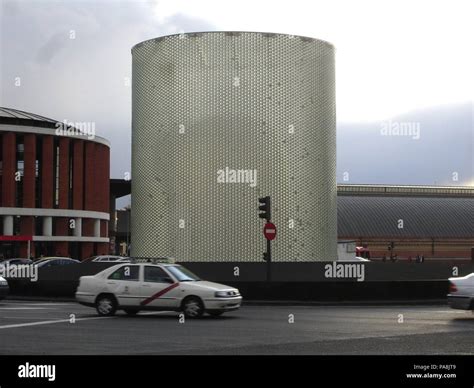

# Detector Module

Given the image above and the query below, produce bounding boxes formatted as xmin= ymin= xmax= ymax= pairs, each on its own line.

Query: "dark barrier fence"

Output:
xmin=4 ymin=261 xmax=469 ymax=300
xmin=181 ymin=261 xmax=474 ymax=282
xmin=6 ymin=262 xmax=115 ymax=297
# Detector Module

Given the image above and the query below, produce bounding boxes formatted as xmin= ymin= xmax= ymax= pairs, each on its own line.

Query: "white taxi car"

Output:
xmin=447 ymin=273 xmax=474 ymax=310
xmin=75 ymin=261 xmax=242 ymax=318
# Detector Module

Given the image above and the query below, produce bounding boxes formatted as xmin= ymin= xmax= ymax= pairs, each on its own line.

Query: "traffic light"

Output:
xmin=258 ymin=196 xmax=271 ymax=221
xmin=388 ymin=241 xmax=395 ymax=251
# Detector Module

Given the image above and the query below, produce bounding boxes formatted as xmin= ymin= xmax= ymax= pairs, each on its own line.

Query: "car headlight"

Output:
xmin=215 ymin=290 xmax=240 ymax=298
xmin=0 ymin=280 xmax=8 ymax=286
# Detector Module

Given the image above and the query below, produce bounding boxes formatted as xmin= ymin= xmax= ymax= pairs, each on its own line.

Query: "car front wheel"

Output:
xmin=182 ymin=297 xmax=204 ymax=318
xmin=96 ymin=295 xmax=117 ymax=316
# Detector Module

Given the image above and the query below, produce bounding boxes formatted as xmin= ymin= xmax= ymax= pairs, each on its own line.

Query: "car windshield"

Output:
xmin=166 ymin=265 xmax=200 ymax=282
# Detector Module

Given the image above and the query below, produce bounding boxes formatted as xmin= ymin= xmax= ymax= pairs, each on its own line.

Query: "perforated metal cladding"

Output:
xmin=131 ymin=32 xmax=337 ymax=262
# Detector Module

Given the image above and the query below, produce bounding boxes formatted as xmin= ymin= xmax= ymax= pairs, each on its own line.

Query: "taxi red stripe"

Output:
xmin=140 ymin=282 xmax=180 ymax=306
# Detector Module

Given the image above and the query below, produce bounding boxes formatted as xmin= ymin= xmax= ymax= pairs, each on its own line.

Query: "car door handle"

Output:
xmin=142 ymin=284 xmax=151 ymax=287
xmin=107 ymin=282 xmax=116 ymax=285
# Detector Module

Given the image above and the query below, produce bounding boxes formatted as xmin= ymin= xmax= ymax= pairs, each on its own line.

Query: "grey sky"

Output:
xmin=1 ymin=0 xmax=472 ymax=203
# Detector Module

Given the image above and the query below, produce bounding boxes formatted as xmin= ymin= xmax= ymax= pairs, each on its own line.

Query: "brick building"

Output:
xmin=0 ymin=107 xmax=110 ymax=259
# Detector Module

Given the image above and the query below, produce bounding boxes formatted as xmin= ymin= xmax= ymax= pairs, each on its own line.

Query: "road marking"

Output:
xmin=1 ymin=302 xmax=75 ymax=306
xmin=430 ymin=310 xmax=467 ymax=314
xmin=0 ymin=312 xmax=174 ymax=329
xmin=2 ymin=316 xmax=72 ymax=320
xmin=0 ymin=316 xmax=112 ymax=330
xmin=139 ymin=311 xmax=175 ymax=316
xmin=0 ymin=307 xmax=50 ymax=310
xmin=5 ymin=303 xmax=76 ymax=306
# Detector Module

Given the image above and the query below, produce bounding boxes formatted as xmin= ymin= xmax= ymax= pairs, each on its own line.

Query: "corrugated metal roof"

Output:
xmin=338 ymin=184 xmax=474 ymax=198
xmin=337 ymin=196 xmax=474 ymax=239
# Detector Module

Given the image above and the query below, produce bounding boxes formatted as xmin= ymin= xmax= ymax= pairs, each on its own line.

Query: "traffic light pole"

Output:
xmin=266 ymin=238 xmax=271 ymax=281
xmin=258 ymin=196 xmax=273 ymax=282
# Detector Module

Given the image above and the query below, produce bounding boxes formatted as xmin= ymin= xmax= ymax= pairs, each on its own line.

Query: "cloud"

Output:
xmin=36 ymin=32 xmax=68 ymax=64
xmin=337 ymin=102 xmax=473 ymax=186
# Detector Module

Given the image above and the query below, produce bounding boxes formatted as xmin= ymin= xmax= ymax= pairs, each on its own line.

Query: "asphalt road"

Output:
xmin=1 ymin=300 xmax=474 ymax=354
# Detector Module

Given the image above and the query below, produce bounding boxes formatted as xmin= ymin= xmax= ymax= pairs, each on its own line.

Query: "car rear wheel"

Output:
xmin=182 ymin=297 xmax=204 ymax=318
xmin=96 ymin=295 xmax=117 ymax=316
xmin=208 ymin=310 xmax=224 ymax=317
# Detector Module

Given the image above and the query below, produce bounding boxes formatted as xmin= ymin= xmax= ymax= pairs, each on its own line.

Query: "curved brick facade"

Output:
xmin=0 ymin=107 xmax=110 ymax=259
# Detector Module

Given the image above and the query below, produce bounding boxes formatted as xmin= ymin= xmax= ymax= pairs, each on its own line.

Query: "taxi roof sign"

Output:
xmin=130 ymin=257 xmax=176 ymax=264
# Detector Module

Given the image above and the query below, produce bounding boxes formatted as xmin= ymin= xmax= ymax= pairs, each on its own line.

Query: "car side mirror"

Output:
xmin=164 ymin=277 xmax=174 ymax=284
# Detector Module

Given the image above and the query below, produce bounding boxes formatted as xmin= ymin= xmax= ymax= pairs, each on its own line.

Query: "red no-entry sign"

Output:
xmin=263 ymin=222 xmax=277 ymax=241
